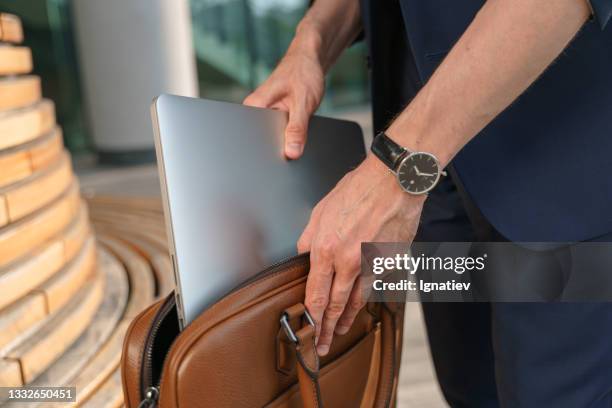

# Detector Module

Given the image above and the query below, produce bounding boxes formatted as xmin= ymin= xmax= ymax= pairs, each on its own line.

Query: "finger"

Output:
xmin=316 ymin=256 xmax=359 ymax=356
xmin=243 ymin=81 xmax=284 ymax=108
xmin=335 ymin=276 xmax=371 ymax=335
xmin=304 ymin=237 xmax=336 ymax=341
xmin=284 ymin=99 xmax=310 ymax=159
xmin=297 ymin=220 xmax=314 ymax=254
xmin=297 ymin=200 xmax=326 ymax=254
xmin=243 ymin=91 xmax=274 ymax=108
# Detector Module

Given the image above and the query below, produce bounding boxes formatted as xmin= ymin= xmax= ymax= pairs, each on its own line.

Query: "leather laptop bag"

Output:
xmin=121 ymin=254 xmax=405 ymax=408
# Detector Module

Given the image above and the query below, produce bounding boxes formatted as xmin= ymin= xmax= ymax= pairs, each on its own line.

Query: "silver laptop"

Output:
xmin=151 ymin=94 xmax=365 ymax=329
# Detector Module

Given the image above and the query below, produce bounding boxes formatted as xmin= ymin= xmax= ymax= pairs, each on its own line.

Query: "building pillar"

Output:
xmin=72 ymin=0 xmax=198 ymax=164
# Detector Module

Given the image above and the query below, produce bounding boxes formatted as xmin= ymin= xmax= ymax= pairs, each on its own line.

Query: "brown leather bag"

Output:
xmin=121 ymin=254 xmax=404 ymax=408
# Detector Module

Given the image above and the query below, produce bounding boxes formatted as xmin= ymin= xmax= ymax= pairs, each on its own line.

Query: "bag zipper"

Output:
xmin=227 ymin=253 xmax=309 ymax=295
xmin=137 ymin=386 xmax=159 ymax=408
xmin=136 ymin=253 xmax=309 ymax=407
xmin=138 ymin=294 xmax=176 ymax=406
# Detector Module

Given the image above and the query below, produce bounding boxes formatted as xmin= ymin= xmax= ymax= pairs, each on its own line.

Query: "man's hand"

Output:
xmin=243 ymin=0 xmax=361 ymax=159
xmin=243 ymin=39 xmax=325 ymax=159
xmin=297 ymin=156 xmax=425 ymax=355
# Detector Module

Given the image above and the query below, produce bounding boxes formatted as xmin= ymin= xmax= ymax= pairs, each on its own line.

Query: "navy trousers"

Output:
xmin=416 ymin=173 xmax=612 ymax=407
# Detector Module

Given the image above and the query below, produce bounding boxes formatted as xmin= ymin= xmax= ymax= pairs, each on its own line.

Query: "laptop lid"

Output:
xmin=151 ymin=94 xmax=365 ymax=328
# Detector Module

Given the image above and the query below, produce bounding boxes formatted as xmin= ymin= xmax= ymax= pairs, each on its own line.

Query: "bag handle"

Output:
xmin=280 ymin=304 xmax=324 ymax=408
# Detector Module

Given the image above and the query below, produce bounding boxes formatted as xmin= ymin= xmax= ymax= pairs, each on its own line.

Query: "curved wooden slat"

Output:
xmin=89 ymin=196 xmax=174 ymax=298
xmin=63 ymin=204 xmax=91 ymax=260
xmin=0 ymin=359 xmax=20 ymax=387
xmin=93 ymin=222 xmax=173 ymax=296
xmin=2 ymin=268 xmax=104 ymax=384
xmin=80 ymin=370 xmax=123 ymax=408
xmin=29 ymin=127 xmax=64 ymax=170
xmin=121 ymin=233 xmax=174 ymax=298
xmin=0 ymin=151 xmax=72 ymax=225
xmin=0 ymin=206 xmax=89 ymax=343
xmin=0 ymin=99 xmax=54 ymax=151
xmin=0 ymin=240 xmax=63 ymax=311
xmin=0 ymin=75 xmax=40 ymax=111
xmin=98 ymin=236 xmax=156 ymax=317
xmin=20 ymin=248 xmax=128 ymax=408
xmin=0 ymin=45 xmax=31 ymax=75
xmin=34 ymin=236 xmax=96 ymax=313
xmin=65 ymin=320 xmax=126 ymax=407
xmin=89 ymin=209 xmax=167 ymax=236
xmin=0 ymin=293 xmax=46 ymax=351
xmin=0 ymin=181 xmax=79 ymax=268
xmin=0 ymin=13 xmax=23 ymax=44
xmin=0 ymin=196 xmax=6 ymax=226
xmin=0 ymin=127 xmax=63 ymax=189
xmin=86 ymin=195 xmax=164 ymax=213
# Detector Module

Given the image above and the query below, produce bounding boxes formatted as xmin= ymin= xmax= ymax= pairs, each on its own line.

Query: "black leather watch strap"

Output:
xmin=371 ymin=132 xmax=408 ymax=171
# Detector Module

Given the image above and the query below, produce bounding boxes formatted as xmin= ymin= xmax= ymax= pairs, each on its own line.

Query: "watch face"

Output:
xmin=397 ymin=152 xmax=441 ymax=194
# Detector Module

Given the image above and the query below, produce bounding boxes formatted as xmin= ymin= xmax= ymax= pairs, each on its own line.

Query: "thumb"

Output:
xmin=284 ymin=101 xmax=310 ymax=159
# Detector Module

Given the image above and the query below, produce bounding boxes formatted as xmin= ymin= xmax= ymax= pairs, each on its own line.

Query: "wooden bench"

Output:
xmin=0 ymin=13 xmax=23 ymax=44
xmin=0 ymin=127 xmax=64 ymax=189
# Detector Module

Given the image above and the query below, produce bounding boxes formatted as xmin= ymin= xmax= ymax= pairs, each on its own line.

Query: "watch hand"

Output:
xmin=419 ymin=172 xmax=437 ymax=177
xmin=413 ymin=166 xmax=422 ymax=176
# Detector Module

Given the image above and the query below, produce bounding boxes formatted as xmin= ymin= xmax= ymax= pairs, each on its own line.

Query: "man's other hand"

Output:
xmin=243 ymin=38 xmax=325 ymax=160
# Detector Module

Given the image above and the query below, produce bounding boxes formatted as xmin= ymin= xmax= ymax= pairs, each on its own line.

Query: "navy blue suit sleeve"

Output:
xmin=589 ymin=0 xmax=612 ymax=29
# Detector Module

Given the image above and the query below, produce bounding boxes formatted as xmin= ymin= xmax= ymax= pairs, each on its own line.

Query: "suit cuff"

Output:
xmin=588 ymin=0 xmax=612 ymax=29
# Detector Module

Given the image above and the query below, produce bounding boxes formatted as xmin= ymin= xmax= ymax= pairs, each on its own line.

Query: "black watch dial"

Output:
xmin=397 ymin=152 xmax=441 ymax=194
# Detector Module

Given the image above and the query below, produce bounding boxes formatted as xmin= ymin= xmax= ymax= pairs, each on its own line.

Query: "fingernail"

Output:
xmin=286 ymin=143 xmax=303 ymax=157
xmin=335 ymin=325 xmax=349 ymax=335
xmin=316 ymin=344 xmax=329 ymax=356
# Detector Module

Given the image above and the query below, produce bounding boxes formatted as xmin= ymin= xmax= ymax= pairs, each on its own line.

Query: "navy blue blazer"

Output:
xmin=360 ymin=0 xmax=612 ymax=242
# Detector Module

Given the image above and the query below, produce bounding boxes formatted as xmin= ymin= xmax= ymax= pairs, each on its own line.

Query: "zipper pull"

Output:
xmin=138 ymin=386 xmax=159 ymax=408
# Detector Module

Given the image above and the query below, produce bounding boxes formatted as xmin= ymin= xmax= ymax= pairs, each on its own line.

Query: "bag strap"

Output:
xmin=280 ymin=304 xmax=324 ymax=408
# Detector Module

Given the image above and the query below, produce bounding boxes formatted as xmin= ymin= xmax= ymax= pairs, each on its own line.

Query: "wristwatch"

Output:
xmin=371 ymin=132 xmax=446 ymax=195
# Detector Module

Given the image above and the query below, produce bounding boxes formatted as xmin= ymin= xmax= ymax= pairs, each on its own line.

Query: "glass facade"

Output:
xmin=0 ymin=0 xmax=369 ymax=154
